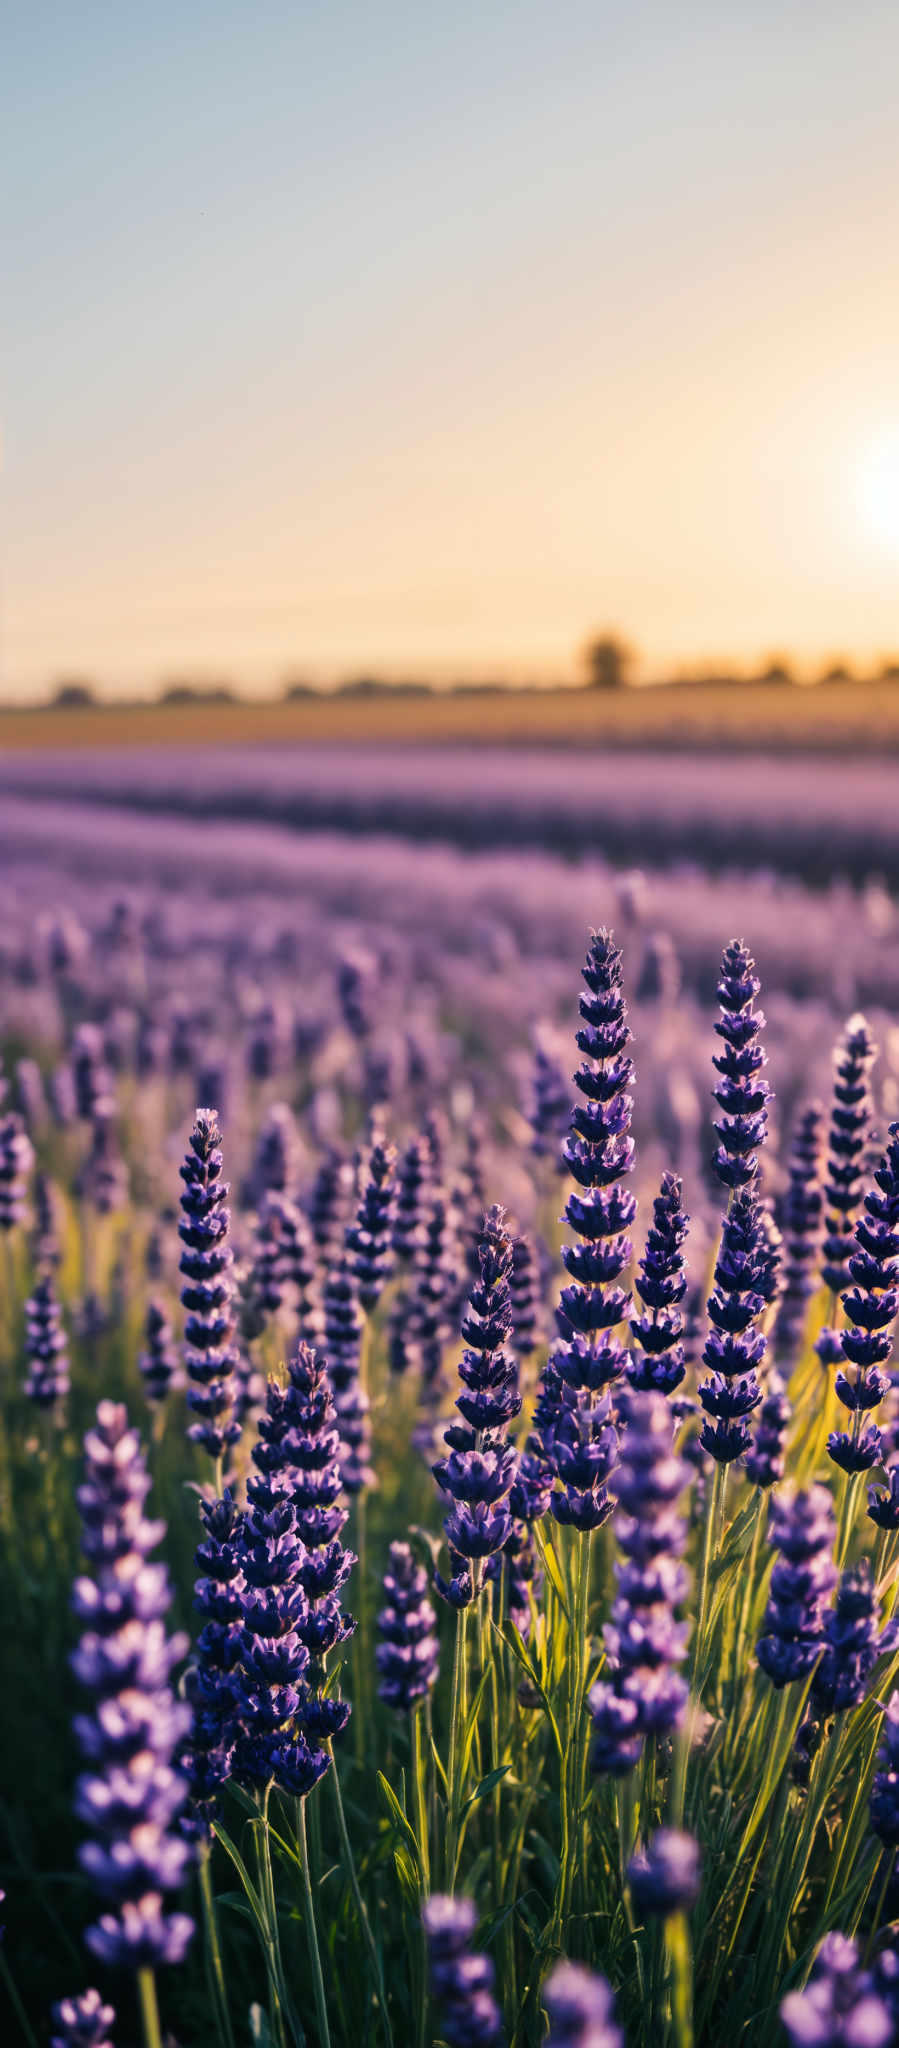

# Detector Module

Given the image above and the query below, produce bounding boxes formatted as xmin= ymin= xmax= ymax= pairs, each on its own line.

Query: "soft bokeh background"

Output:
xmin=5 ymin=2 xmax=899 ymax=699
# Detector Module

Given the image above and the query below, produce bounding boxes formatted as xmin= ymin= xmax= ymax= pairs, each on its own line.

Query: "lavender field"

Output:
xmin=4 ymin=767 xmax=899 ymax=2048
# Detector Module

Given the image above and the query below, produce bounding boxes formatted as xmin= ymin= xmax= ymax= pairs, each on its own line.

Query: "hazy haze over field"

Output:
xmin=5 ymin=4 xmax=899 ymax=698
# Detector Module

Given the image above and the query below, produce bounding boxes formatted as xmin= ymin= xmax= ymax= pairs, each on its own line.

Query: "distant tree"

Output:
xmin=158 ymin=681 xmax=237 ymax=705
xmin=582 ymin=632 xmax=634 ymax=690
xmin=819 ymin=661 xmax=853 ymax=684
xmin=283 ymin=679 xmax=318 ymax=700
xmin=756 ymin=657 xmax=794 ymax=685
xmin=879 ymin=659 xmax=899 ymax=682
xmin=50 ymin=678 xmax=96 ymax=708
xmin=337 ymin=675 xmax=387 ymax=698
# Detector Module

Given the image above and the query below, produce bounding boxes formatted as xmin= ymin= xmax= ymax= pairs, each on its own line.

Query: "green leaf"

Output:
xmin=376 ymin=1771 xmax=421 ymax=1868
xmin=461 ymin=1764 xmax=511 ymax=1816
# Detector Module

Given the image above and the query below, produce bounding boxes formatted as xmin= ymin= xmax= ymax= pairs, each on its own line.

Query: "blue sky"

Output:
xmin=4 ymin=3 xmax=899 ymax=694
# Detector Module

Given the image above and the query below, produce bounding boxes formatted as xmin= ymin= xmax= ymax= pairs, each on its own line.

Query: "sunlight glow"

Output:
xmin=857 ymin=430 xmax=899 ymax=553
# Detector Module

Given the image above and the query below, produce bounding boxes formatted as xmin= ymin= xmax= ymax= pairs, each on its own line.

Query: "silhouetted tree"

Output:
xmin=819 ymin=661 xmax=853 ymax=684
xmin=582 ymin=632 xmax=633 ymax=690
xmin=756 ymin=657 xmax=794 ymax=685
xmin=50 ymin=679 xmax=96 ymax=708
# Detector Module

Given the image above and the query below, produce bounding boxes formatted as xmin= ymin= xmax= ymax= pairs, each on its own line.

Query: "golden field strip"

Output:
xmin=2 ymin=675 xmax=899 ymax=751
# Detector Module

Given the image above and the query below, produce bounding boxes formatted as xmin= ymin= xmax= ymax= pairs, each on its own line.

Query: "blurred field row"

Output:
xmin=3 ymin=673 xmax=899 ymax=752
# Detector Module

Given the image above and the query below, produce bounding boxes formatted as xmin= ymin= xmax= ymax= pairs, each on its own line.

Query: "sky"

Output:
xmin=4 ymin=2 xmax=899 ymax=699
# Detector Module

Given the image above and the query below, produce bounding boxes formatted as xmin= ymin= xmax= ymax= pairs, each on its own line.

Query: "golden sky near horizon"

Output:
xmin=4 ymin=5 xmax=899 ymax=698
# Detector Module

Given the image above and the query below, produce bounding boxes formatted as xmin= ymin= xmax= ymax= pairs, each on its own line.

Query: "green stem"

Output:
xmin=411 ymin=1702 xmax=430 ymax=1891
xmin=666 ymin=1911 xmax=694 ymax=2048
xmin=328 ymin=1743 xmax=395 ymax=2048
xmin=445 ymin=1602 xmax=469 ymax=1889
xmin=137 ymin=1968 xmax=164 ymax=2048
xmin=199 ymin=1845 xmax=236 ymax=2048
xmin=0 ymin=1951 xmax=39 ymax=2048
xmin=297 ymin=1794 xmax=332 ymax=2048
xmin=256 ymin=1791 xmax=289 ymax=2048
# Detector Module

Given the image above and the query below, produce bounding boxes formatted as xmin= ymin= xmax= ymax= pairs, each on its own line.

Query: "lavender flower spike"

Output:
xmin=711 ymin=940 xmax=771 ymax=1189
xmin=816 ymin=1015 xmax=879 ymax=1367
xmin=627 ymin=1828 xmax=701 ymax=1917
xmin=698 ymin=1190 xmax=770 ymax=1465
xmin=50 ymin=1989 xmax=117 ymax=2048
xmin=70 ymin=1401 xmax=193 ymax=1969
xmin=773 ymin=1103 xmax=827 ymax=1365
xmin=828 ymin=1120 xmax=899 ymax=1476
xmin=871 ymin=1691 xmax=899 ymax=1848
xmin=433 ymin=1206 xmax=520 ymax=1607
xmin=590 ymin=1389 xmax=689 ymax=1776
xmin=346 ymin=1119 xmax=397 ymax=1310
xmin=24 ymin=1272 xmax=70 ymax=1409
xmin=627 ymin=1171 xmax=689 ymax=1395
xmin=422 ymin=1894 xmax=505 ymax=2047
xmin=781 ymin=1932 xmax=894 ymax=2048
xmin=139 ymin=1299 xmax=181 ymax=1407
xmin=376 ymin=1541 xmax=439 ymax=1711
xmin=543 ymin=1961 xmax=622 ymax=2048
xmin=756 ymin=1484 xmax=837 ymax=1688
xmin=551 ymin=929 xmax=635 ymax=1530
xmin=178 ymin=1109 xmax=241 ymax=1467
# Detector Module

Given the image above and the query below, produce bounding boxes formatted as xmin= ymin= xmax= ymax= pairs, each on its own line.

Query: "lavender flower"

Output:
xmin=756 ymin=1484 xmax=837 ymax=1688
xmin=627 ymin=1828 xmax=701 ymax=1917
xmin=711 ymin=941 xmax=771 ymax=1188
xmin=270 ymin=1193 xmax=323 ymax=1346
xmin=590 ymin=1390 xmax=689 ymax=1775
xmin=422 ymin=1894 xmax=504 ymax=2048
xmin=0 ymin=1109 xmax=33 ymax=1231
xmin=393 ymin=1136 xmax=431 ymax=1265
xmin=31 ymin=1169 xmax=63 ymax=1269
xmin=828 ymin=1121 xmax=899 ymax=1475
xmin=323 ymin=1254 xmax=372 ymax=1493
xmin=306 ymin=1149 xmax=355 ymax=1260
xmin=781 ymin=1932 xmax=894 ymax=2048
xmin=869 ymin=1468 xmax=899 ymax=1531
xmin=346 ymin=1122 xmax=397 ymax=1310
xmin=80 ymin=1116 xmax=127 ymax=1216
xmin=50 ymin=1989 xmax=116 ymax=2048
xmin=231 ymin=1479 xmax=312 ymax=1788
xmin=627 ymin=1171 xmax=689 ymax=1395
xmin=24 ymin=1273 xmax=69 ymax=1408
xmin=433 ymin=1206 xmax=520 ymax=1605
xmin=543 ymin=1961 xmax=622 ymax=2048
xmin=71 ymin=1025 xmax=115 ymax=1124
xmin=809 ymin=1564 xmax=889 ymax=1718
xmin=698 ymin=1191 xmax=771 ymax=1464
xmin=551 ymin=929 xmax=635 ymax=1529
xmin=527 ymin=1022 xmax=571 ymax=1167
xmin=510 ymin=1232 xmax=543 ymax=1358
xmin=251 ymin=1101 xmax=297 ymax=1201
xmin=139 ymin=1300 xmax=180 ymax=1406
xmin=744 ymin=1370 xmax=791 ymax=1488
xmin=773 ymin=1103 xmax=827 ymax=1364
xmin=70 ymin=1402 xmax=193 ymax=1968
xmin=376 ymin=1541 xmax=439 ymax=1711
xmin=816 ymin=1016 xmax=879 ymax=1365
xmin=178 ymin=1109 xmax=241 ymax=1467
xmin=179 ymin=1491 xmax=243 ymax=1840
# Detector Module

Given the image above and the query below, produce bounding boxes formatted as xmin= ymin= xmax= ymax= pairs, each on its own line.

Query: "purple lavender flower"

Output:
xmin=393 ymin=1136 xmax=431 ymax=1265
xmin=627 ymin=1171 xmax=689 ymax=1395
xmin=306 ymin=1149 xmax=355 ymax=1260
xmin=698 ymin=1190 xmax=769 ymax=1464
xmin=50 ymin=1989 xmax=116 ymax=2048
xmin=70 ymin=1402 xmax=193 ymax=1969
xmin=180 ymin=1491 xmax=244 ymax=1841
xmin=422 ymin=1894 xmax=504 ymax=2048
xmin=251 ymin=1101 xmax=297 ymax=1201
xmin=542 ymin=1960 xmax=622 ymax=2048
xmin=346 ymin=1121 xmax=397 ymax=1310
xmin=337 ymin=946 xmax=377 ymax=1043
xmin=773 ymin=1103 xmax=827 ymax=1365
xmin=869 ymin=1468 xmax=899 ymax=1531
xmin=871 ymin=1691 xmax=899 ymax=1848
xmin=0 ymin=1109 xmax=33 ymax=1231
xmin=510 ymin=1232 xmax=543 ymax=1359
xmin=590 ymin=1390 xmax=689 ymax=1775
xmin=323 ymin=1254 xmax=372 ymax=1493
xmin=828 ymin=1121 xmax=899 ymax=1476
xmin=527 ymin=1023 xmax=571 ymax=1168
xmin=269 ymin=1194 xmax=324 ymax=1347
xmin=80 ymin=1116 xmax=127 ymax=1216
xmin=550 ymin=929 xmax=635 ymax=1528
xmin=139 ymin=1300 xmax=180 ymax=1406
xmin=71 ymin=1025 xmax=115 ymax=1124
xmin=433 ymin=1207 xmax=520 ymax=1606
xmin=376 ymin=1541 xmax=439 ymax=1711
xmin=711 ymin=941 xmax=771 ymax=1189
xmin=178 ymin=1109 xmax=241 ymax=1467
xmin=404 ymin=1185 xmax=462 ymax=1445
xmin=744 ymin=1370 xmax=791 ymax=1488
xmin=627 ymin=1828 xmax=701 ymax=1917
xmin=780 ymin=1932 xmax=894 ymax=2048
xmin=816 ymin=1016 xmax=879 ymax=1365
xmin=31 ymin=1169 xmax=63 ymax=1269
xmin=756 ymin=1484 xmax=837 ymax=1688
xmin=24 ymin=1273 xmax=69 ymax=1409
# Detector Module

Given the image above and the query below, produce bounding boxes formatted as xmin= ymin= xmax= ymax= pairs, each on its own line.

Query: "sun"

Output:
xmin=856 ymin=429 xmax=899 ymax=553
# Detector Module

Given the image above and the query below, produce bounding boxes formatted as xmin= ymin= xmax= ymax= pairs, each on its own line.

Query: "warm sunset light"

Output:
xmin=857 ymin=431 xmax=899 ymax=556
